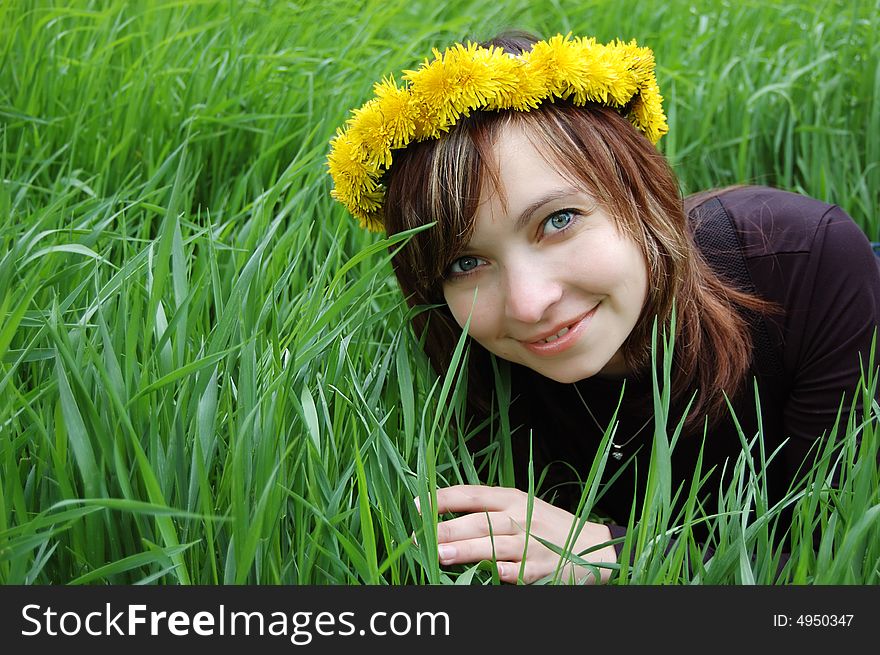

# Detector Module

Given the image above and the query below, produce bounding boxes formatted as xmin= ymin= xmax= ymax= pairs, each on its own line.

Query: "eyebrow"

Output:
xmin=513 ymin=186 xmax=582 ymax=231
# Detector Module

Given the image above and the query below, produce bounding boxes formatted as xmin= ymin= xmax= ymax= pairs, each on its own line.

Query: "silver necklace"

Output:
xmin=574 ymin=385 xmax=653 ymax=460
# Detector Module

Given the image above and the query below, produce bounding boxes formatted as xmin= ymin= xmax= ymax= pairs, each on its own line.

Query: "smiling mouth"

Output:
xmin=520 ymin=305 xmax=598 ymax=355
xmin=530 ymin=324 xmax=572 ymax=345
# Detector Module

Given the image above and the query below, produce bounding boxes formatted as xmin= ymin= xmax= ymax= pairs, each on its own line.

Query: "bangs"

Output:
xmin=384 ymin=111 xmax=508 ymax=299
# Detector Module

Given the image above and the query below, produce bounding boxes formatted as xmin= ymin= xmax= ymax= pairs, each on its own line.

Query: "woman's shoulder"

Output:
xmin=689 ymin=185 xmax=846 ymax=258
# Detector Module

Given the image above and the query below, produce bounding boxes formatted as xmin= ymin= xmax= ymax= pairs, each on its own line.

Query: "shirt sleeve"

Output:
xmin=606 ymin=202 xmax=880 ymax=577
xmin=781 ymin=205 xmax=880 ymax=481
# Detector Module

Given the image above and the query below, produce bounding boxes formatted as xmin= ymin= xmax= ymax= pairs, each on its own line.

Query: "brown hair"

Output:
xmin=382 ymin=32 xmax=777 ymax=434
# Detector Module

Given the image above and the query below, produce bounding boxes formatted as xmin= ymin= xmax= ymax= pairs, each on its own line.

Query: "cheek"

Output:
xmin=443 ymin=286 xmax=497 ymax=336
xmin=586 ymin=237 xmax=648 ymax=299
xmin=443 ymin=287 xmax=476 ymax=331
xmin=565 ymin=251 xmax=624 ymax=291
xmin=625 ymin=244 xmax=650 ymax=301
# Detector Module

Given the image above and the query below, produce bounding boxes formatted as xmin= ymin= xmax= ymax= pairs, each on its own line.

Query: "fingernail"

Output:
xmin=437 ymin=544 xmax=456 ymax=561
xmin=497 ymin=562 xmax=507 ymax=577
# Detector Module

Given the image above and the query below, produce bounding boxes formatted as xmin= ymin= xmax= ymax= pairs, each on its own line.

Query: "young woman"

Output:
xmin=327 ymin=32 xmax=880 ymax=583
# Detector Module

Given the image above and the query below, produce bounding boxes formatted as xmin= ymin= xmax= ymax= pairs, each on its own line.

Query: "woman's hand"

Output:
xmin=415 ymin=484 xmax=618 ymax=584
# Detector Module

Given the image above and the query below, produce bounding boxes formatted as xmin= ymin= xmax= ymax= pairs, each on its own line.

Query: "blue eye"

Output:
xmin=447 ymin=255 xmax=483 ymax=277
xmin=542 ymin=210 xmax=576 ymax=235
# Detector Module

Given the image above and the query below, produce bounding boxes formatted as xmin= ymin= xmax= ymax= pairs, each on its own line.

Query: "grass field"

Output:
xmin=1 ymin=0 xmax=878 ymax=585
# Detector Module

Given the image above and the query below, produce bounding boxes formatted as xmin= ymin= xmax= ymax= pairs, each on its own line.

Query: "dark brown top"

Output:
xmin=502 ymin=186 xmax=880 ymax=553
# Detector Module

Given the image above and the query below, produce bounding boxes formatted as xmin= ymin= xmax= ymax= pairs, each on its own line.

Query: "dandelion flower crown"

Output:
xmin=327 ymin=33 xmax=668 ymax=232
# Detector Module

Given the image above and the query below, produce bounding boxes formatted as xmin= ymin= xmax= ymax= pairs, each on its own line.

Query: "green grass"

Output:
xmin=1 ymin=0 xmax=878 ymax=584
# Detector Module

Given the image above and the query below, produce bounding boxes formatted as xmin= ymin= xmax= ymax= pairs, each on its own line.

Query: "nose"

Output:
xmin=502 ymin=260 xmax=563 ymax=325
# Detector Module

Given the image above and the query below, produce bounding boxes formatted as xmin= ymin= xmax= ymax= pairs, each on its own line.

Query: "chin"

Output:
xmin=531 ymin=362 xmax=606 ymax=385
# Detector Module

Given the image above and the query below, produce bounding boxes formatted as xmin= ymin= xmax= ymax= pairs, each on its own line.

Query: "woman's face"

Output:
xmin=441 ymin=121 xmax=649 ymax=383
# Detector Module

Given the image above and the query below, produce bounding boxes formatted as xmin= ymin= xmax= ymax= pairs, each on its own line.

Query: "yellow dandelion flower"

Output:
xmin=526 ymin=34 xmax=589 ymax=99
xmin=347 ymin=99 xmax=397 ymax=168
xmin=600 ymin=45 xmax=640 ymax=106
xmin=486 ymin=51 xmax=549 ymax=111
xmin=346 ymin=182 xmax=385 ymax=231
xmin=443 ymin=43 xmax=512 ymax=114
xmin=358 ymin=207 xmax=384 ymax=233
xmin=327 ymin=130 xmax=386 ymax=217
xmin=330 ymin=171 xmax=369 ymax=213
xmin=630 ymin=80 xmax=668 ymax=144
xmin=566 ymin=41 xmax=632 ymax=106
xmin=329 ymin=179 xmax=355 ymax=210
xmin=557 ymin=36 xmax=600 ymax=102
xmin=405 ymin=48 xmax=463 ymax=131
xmin=407 ymin=94 xmax=448 ymax=141
xmin=374 ymin=77 xmax=416 ymax=150
xmin=613 ymin=40 xmax=655 ymax=84
xmin=358 ymin=185 xmax=384 ymax=211
xmin=328 ymin=131 xmax=374 ymax=183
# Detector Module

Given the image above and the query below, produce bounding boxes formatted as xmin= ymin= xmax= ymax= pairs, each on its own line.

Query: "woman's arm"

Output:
xmin=775 ymin=205 xmax=880 ymax=479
